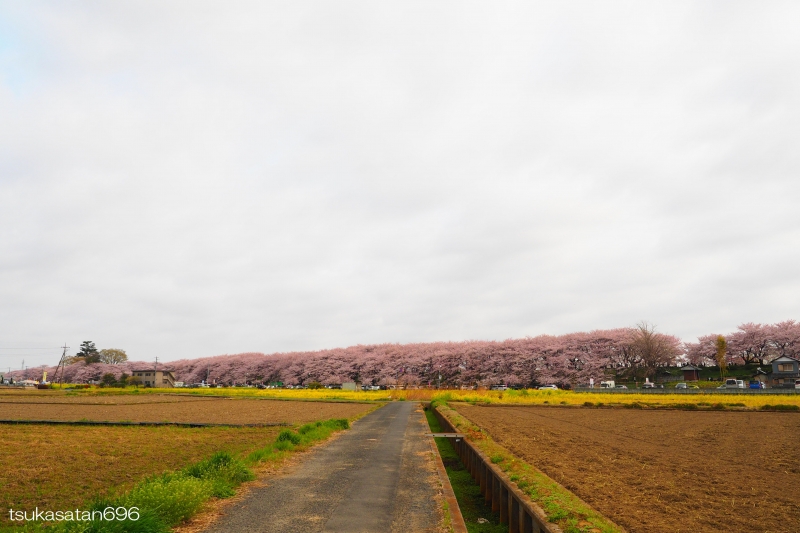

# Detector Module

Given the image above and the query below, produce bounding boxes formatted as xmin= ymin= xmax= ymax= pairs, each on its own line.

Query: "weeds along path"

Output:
xmin=202 ymin=401 xmax=442 ymax=533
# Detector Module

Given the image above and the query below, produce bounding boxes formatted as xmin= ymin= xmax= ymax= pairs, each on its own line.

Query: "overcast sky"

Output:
xmin=1 ymin=2 xmax=799 ymax=367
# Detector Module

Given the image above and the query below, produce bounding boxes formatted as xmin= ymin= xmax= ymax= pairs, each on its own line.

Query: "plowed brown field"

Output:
xmin=0 ymin=396 xmax=374 ymax=425
xmin=1 ymin=424 xmax=280 ymax=512
xmin=454 ymin=404 xmax=800 ymax=533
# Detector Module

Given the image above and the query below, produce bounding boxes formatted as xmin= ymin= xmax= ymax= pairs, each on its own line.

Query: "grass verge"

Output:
xmin=434 ymin=403 xmax=621 ymax=533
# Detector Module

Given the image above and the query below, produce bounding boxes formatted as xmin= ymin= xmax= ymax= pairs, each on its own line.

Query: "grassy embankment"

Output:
xmin=1 ymin=419 xmax=354 ymax=533
xmin=430 ymin=399 xmax=621 ymax=533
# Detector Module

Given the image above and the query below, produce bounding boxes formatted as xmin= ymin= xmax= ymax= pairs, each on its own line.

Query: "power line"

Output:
xmin=0 ymin=347 xmax=62 ymax=350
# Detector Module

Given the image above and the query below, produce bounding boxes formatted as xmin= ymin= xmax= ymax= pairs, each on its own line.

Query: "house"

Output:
xmin=681 ymin=365 xmax=702 ymax=382
xmin=131 ymin=369 xmax=175 ymax=388
xmin=768 ymin=356 xmax=799 ymax=388
xmin=751 ymin=368 xmax=769 ymax=386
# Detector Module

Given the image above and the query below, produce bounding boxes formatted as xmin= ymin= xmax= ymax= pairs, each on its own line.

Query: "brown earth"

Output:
xmin=0 ymin=424 xmax=280 ymax=512
xmin=453 ymin=404 xmax=800 ymax=533
xmin=0 ymin=393 xmax=217 ymax=404
xmin=0 ymin=397 xmax=374 ymax=425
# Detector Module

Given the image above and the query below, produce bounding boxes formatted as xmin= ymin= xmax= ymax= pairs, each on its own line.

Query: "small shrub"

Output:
xmin=761 ymin=404 xmax=799 ymax=411
xmin=583 ymin=402 xmax=594 ymax=407
xmin=183 ymin=451 xmax=254 ymax=498
xmin=277 ymin=429 xmax=302 ymax=445
xmin=274 ymin=440 xmax=295 ymax=451
xmin=491 ymin=454 xmax=504 ymax=464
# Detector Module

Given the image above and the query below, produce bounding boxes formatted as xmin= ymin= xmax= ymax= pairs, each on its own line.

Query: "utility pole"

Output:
xmin=55 ymin=344 xmax=69 ymax=387
xmin=155 ymin=356 xmax=159 ymax=372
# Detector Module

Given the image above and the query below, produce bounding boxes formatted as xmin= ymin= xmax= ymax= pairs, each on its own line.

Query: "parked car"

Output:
xmin=748 ymin=380 xmax=764 ymax=390
xmin=675 ymin=382 xmax=687 ymax=389
xmin=490 ymin=384 xmax=508 ymax=391
xmin=537 ymin=384 xmax=558 ymax=390
xmin=615 ymin=385 xmax=628 ymax=389
xmin=795 ymin=379 xmax=800 ymax=390
xmin=642 ymin=382 xmax=655 ymax=389
xmin=724 ymin=378 xmax=745 ymax=389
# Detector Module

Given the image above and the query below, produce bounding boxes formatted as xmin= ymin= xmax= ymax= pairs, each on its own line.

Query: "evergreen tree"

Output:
xmin=76 ymin=341 xmax=101 ymax=364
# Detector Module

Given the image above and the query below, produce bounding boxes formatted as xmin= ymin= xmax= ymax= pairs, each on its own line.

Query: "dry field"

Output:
xmin=0 ymin=424 xmax=280 ymax=513
xmin=454 ymin=404 xmax=800 ymax=533
xmin=0 ymin=394 xmax=374 ymax=425
xmin=0 ymin=396 xmax=374 ymax=521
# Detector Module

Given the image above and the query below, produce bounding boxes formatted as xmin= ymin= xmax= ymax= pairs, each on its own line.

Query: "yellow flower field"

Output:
xmin=52 ymin=385 xmax=800 ymax=409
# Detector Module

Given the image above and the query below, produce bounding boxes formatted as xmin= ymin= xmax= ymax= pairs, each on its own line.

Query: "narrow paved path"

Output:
xmin=203 ymin=402 xmax=442 ymax=533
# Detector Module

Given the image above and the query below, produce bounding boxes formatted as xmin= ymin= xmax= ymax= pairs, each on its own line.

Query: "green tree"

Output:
xmin=75 ymin=341 xmax=101 ymax=364
xmin=99 ymin=348 xmax=128 ymax=364
xmin=716 ymin=335 xmax=728 ymax=378
xmin=101 ymin=373 xmax=117 ymax=387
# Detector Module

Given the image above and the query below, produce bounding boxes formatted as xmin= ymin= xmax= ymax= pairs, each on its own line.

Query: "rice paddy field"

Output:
xmin=0 ymin=392 xmax=376 ymax=529
xmin=0 ymin=424 xmax=280 ymax=513
xmin=0 ymin=394 xmax=375 ymax=425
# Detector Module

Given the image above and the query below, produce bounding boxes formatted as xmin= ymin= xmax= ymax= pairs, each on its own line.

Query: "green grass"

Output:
xmin=425 ymin=408 xmax=506 ymax=533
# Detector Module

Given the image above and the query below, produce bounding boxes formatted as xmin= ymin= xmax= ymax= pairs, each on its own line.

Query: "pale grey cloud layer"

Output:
xmin=1 ymin=1 xmax=799 ymax=367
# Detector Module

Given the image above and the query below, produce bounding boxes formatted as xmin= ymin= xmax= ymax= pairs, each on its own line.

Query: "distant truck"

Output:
xmin=599 ymin=381 xmax=615 ymax=389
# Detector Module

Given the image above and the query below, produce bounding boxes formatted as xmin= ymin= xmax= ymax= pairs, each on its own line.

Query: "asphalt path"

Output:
xmin=203 ymin=401 xmax=441 ymax=533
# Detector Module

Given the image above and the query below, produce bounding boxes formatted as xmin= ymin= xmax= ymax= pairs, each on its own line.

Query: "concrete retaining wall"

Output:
xmin=432 ymin=407 xmax=563 ymax=533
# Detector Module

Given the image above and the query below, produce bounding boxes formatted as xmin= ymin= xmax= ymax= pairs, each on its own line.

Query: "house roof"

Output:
xmin=773 ymin=355 xmax=799 ymax=363
xmin=132 ymin=369 xmax=175 ymax=373
xmin=681 ymin=365 xmax=702 ymax=371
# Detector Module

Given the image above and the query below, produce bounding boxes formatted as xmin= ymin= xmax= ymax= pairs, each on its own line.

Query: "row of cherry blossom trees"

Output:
xmin=684 ymin=320 xmax=800 ymax=366
xmin=7 ymin=321 xmax=795 ymax=388
xmin=6 ymin=325 xmax=678 ymax=387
